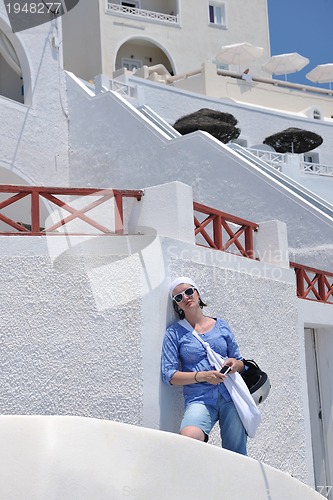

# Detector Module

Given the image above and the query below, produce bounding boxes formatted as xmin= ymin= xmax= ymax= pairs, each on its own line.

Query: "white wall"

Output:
xmin=0 ymin=7 xmax=69 ymax=185
xmin=0 ymin=234 xmax=145 ymax=422
xmin=281 ymin=155 xmax=333 ymax=205
xmin=159 ymin=236 xmax=306 ymax=477
xmin=172 ymin=63 xmax=333 ymax=120
xmin=62 ymin=0 xmax=102 ymax=80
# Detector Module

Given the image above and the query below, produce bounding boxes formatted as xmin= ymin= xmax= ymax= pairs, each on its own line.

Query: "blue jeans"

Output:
xmin=180 ymin=396 xmax=247 ymax=455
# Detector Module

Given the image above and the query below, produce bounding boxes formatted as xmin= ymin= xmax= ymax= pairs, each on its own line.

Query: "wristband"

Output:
xmin=194 ymin=371 xmax=200 ymax=383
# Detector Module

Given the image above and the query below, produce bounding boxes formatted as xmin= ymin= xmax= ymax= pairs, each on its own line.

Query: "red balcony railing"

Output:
xmin=194 ymin=202 xmax=258 ymax=258
xmin=0 ymin=185 xmax=143 ymax=235
xmin=290 ymin=262 xmax=333 ymax=304
xmin=194 ymin=202 xmax=333 ymax=305
xmin=1 ymin=186 xmax=332 ymax=305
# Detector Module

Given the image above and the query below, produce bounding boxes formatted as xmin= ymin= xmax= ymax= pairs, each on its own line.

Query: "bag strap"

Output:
xmin=178 ymin=319 xmax=209 ymax=348
xmin=178 ymin=319 xmax=226 ymax=368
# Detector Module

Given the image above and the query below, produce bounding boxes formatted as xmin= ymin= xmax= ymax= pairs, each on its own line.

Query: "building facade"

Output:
xmin=62 ymin=0 xmax=270 ymax=80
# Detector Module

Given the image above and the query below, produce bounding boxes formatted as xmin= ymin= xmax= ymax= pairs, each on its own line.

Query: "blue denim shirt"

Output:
xmin=161 ymin=318 xmax=243 ymax=407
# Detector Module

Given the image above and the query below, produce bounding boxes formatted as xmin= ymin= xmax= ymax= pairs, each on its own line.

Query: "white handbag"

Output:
xmin=178 ymin=319 xmax=261 ymax=438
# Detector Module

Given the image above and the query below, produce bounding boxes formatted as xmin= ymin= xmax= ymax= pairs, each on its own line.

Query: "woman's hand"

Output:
xmin=197 ymin=370 xmax=226 ymax=385
xmin=222 ymin=358 xmax=244 ymax=374
xmin=170 ymin=360 xmax=244 ymax=386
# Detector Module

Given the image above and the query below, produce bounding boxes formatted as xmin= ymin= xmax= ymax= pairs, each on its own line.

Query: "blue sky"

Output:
xmin=267 ymin=0 xmax=333 ymax=87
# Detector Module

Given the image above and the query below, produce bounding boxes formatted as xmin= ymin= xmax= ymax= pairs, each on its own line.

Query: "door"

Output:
xmin=305 ymin=328 xmax=333 ymax=499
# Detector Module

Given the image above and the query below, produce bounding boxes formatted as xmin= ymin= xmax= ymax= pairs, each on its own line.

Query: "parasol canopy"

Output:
xmin=173 ymin=108 xmax=240 ymax=144
xmin=215 ymin=42 xmax=263 ymax=70
xmin=306 ymin=63 xmax=333 ymax=89
xmin=263 ymin=127 xmax=323 ymax=154
xmin=261 ymin=52 xmax=309 ymax=80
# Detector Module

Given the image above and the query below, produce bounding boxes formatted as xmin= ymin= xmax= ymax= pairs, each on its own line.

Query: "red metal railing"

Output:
xmin=2 ymin=187 xmax=333 ymax=305
xmin=0 ymin=185 xmax=143 ymax=235
xmin=193 ymin=202 xmax=333 ymax=305
xmin=290 ymin=262 xmax=333 ymax=304
xmin=194 ymin=202 xmax=258 ymax=259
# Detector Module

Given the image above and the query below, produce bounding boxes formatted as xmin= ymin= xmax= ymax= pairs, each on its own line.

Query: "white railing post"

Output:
xmin=127 ymin=181 xmax=195 ymax=244
xmin=254 ymin=220 xmax=290 ymax=268
xmin=95 ymin=74 xmax=111 ymax=94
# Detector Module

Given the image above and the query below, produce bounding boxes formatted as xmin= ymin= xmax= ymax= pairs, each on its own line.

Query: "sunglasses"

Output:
xmin=172 ymin=287 xmax=196 ymax=303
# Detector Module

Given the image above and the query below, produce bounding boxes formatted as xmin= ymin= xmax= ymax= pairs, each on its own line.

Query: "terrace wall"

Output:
xmin=0 ymin=181 xmax=318 ymax=485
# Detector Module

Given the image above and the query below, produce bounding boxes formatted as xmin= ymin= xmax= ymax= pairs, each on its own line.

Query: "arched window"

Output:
xmin=0 ymin=29 xmax=24 ymax=103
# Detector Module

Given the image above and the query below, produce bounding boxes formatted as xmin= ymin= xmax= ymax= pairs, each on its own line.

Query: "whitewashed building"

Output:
xmin=62 ymin=0 xmax=270 ymax=80
xmin=0 ymin=0 xmax=332 ymax=498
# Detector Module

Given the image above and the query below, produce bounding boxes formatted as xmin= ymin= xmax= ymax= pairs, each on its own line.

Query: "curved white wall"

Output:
xmin=0 ymin=415 xmax=323 ymax=500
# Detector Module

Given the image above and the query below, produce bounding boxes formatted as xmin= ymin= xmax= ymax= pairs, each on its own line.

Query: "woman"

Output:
xmin=161 ymin=276 xmax=247 ymax=455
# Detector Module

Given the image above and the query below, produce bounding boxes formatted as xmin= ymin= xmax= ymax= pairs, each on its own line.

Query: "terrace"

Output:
xmin=121 ymin=62 xmax=333 ymax=119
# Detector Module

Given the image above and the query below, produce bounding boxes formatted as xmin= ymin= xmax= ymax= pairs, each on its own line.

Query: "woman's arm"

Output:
xmin=170 ymin=370 xmax=227 ymax=386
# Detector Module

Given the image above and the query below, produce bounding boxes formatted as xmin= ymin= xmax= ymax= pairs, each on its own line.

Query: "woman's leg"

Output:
xmin=180 ymin=426 xmax=206 ymax=441
xmin=180 ymin=402 xmax=218 ymax=442
xmin=218 ymin=398 xmax=247 ymax=455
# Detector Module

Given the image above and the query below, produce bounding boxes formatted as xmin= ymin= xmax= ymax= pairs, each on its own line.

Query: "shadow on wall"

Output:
xmin=0 ymin=168 xmax=50 ymax=233
xmin=159 ymin=299 xmax=183 ymax=433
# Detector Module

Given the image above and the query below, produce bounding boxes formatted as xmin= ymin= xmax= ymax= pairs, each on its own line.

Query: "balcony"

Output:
xmin=106 ymin=2 xmax=179 ymax=26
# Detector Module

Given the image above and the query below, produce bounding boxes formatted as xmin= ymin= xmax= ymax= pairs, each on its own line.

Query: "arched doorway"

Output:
xmin=115 ymin=38 xmax=174 ymax=75
xmin=0 ymin=29 xmax=23 ymax=103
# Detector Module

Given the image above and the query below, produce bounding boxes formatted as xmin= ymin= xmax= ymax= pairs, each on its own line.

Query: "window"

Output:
xmin=216 ymin=62 xmax=229 ymax=71
xmin=304 ymin=152 xmax=319 ymax=164
xmin=121 ymin=1 xmax=139 ymax=8
xmin=313 ymin=109 xmax=321 ymax=120
xmin=209 ymin=3 xmax=226 ymax=27
xmin=121 ymin=57 xmax=142 ymax=71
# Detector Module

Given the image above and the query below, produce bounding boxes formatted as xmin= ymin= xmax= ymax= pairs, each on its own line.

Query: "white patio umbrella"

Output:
xmin=306 ymin=63 xmax=333 ymax=89
xmin=261 ymin=52 xmax=309 ymax=81
xmin=215 ymin=42 xmax=263 ymax=71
